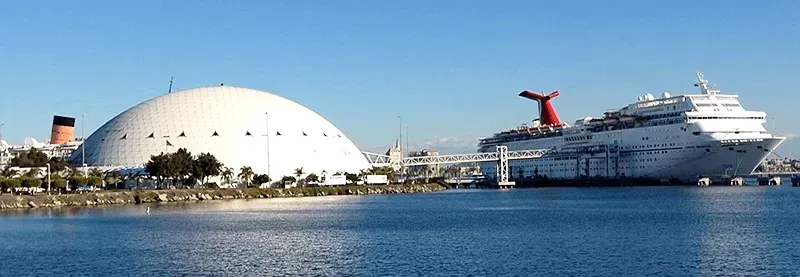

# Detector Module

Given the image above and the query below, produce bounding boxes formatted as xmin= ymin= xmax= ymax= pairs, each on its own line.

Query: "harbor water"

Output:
xmin=2 ymin=186 xmax=800 ymax=276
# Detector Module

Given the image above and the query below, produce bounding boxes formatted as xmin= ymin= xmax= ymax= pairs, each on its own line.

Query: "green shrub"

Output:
xmin=52 ymin=178 xmax=68 ymax=190
xmin=70 ymin=176 xmax=88 ymax=186
xmin=1 ymin=178 xmax=22 ymax=191
xmin=88 ymin=176 xmax=103 ymax=187
xmin=22 ymin=178 xmax=43 ymax=188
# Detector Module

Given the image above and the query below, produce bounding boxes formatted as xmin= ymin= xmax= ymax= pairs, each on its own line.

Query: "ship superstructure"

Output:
xmin=477 ymin=72 xmax=785 ymax=182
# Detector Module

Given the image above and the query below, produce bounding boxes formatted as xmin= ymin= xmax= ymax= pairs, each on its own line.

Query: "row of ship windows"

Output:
xmin=509 ymin=147 xmax=718 ymax=168
xmin=566 ymin=135 xmax=592 ymax=141
xmin=107 ymin=131 xmax=344 ymax=141
xmin=688 ymin=116 xmax=764 ymax=120
xmin=624 ymin=143 xmax=680 ymax=149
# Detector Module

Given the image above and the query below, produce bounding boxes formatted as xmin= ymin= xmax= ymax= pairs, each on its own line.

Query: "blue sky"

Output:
xmin=1 ymin=0 xmax=798 ymax=155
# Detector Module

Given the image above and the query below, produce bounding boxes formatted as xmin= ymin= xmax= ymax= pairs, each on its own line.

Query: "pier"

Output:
xmin=362 ymin=144 xmax=626 ymax=188
xmin=362 ymin=146 xmax=800 ymax=188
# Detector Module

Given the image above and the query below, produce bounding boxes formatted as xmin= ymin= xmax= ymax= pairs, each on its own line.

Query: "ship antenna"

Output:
xmin=694 ymin=71 xmax=715 ymax=95
xmin=168 ymin=76 xmax=174 ymax=93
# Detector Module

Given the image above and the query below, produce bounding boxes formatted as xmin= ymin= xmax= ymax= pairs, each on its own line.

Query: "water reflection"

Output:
xmin=1 ymin=188 xmax=799 ymax=276
xmin=689 ymin=186 xmax=792 ymax=276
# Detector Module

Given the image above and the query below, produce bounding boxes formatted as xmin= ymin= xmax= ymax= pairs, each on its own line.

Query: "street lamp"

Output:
xmin=398 ymin=115 xmax=404 ymax=182
xmin=46 ymin=163 xmax=51 ymax=195
xmin=82 ymin=114 xmax=87 ymax=175
xmin=265 ymin=112 xmax=271 ymax=177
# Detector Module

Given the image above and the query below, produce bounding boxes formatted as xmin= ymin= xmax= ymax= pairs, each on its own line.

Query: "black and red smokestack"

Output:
xmin=518 ymin=90 xmax=563 ymax=126
xmin=50 ymin=115 xmax=76 ymax=144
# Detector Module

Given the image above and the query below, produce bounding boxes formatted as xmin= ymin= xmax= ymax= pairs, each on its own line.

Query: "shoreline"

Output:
xmin=0 ymin=184 xmax=447 ymax=210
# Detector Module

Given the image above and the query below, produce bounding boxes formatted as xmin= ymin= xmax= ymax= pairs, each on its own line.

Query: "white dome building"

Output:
xmin=70 ymin=85 xmax=371 ymax=180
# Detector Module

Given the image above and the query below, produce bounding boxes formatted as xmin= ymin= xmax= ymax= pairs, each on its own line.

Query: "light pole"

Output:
xmin=47 ymin=163 xmax=51 ymax=195
xmin=81 ymin=114 xmax=87 ymax=175
xmin=398 ymin=115 xmax=404 ymax=182
xmin=265 ymin=112 xmax=271 ymax=177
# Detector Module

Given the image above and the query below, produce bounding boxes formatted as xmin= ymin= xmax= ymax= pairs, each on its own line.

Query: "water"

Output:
xmin=2 ymin=186 xmax=800 ymax=276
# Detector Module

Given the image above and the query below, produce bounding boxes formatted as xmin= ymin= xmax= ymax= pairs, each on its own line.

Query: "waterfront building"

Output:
xmin=407 ymin=149 xmax=440 ymax=178
xmin=0 ymin=138 xmax=81 ymax=167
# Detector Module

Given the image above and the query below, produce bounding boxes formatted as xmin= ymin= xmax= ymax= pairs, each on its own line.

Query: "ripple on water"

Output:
xmin=1 ymin=186 xmax=799 ymax=276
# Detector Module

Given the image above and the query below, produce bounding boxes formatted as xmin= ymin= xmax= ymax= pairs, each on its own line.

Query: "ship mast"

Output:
xmin=694 ymin=71 xmax=719 ymax=95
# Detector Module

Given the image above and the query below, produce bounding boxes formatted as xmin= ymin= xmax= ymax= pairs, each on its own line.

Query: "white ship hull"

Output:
xmin=478 ymin=72 xmax=785 ymax=183
xmin=480 ymin=124 xmax=784 ymax=182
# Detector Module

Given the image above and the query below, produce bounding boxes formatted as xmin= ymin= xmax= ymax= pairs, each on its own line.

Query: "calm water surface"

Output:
xmin=2 ymin=186 xmax=800 ymax=276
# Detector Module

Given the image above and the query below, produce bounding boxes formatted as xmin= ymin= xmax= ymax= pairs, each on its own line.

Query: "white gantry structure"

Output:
xmin=363 ymin=146 xmax=549 ymax=186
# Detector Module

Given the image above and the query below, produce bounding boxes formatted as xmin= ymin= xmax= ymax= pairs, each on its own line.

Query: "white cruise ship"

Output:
xmin=477 ymin=72 xmax=785 ymax=182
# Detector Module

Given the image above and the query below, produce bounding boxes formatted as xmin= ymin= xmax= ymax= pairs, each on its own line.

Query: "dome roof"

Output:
xmin=70 ymin=85 xmax=370 ymax=179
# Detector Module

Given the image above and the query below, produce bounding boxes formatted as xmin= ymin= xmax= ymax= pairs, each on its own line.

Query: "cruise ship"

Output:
xmin=477 ymin=72 xmax=785 ymax=182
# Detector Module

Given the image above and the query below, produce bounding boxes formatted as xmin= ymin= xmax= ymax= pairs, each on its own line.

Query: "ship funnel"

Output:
xmin=50 ymin=115 xmax=76 ymax=144
xmin=519 ymin=90 xmax=563 ymax=126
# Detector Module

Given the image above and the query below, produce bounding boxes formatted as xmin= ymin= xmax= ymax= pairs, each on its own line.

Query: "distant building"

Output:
xmin=408 ymin=149 xmax=440 ymax=178
xmin=0 ymin=115 xmax=83 ymax=168
xmin=384 ymin=139 xmax=403 ymax=171
xmin=0 ymin=137 xmax=82 ymax=167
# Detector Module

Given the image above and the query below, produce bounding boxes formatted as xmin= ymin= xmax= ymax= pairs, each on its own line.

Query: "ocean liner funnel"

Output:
xmin=50 ymin=115 xmax=76 ymax=144
xmin=519 ymin=90 xmax=563 ymax=126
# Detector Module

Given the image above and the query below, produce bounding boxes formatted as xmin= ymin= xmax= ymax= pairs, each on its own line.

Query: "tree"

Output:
xmin=104 ymin=171 xmax=122 ymax=190
xmin=145 ymin=153 xmax=170 ymax=186
xmin=192 ymin=152 xmax=223 ymax=185
xmin=280 ymin=176 xmax=296 ymax=187
xmin=294 ymin=167 xmax=305 ymax=187
xmin=21 ymin=178 xmax=42 ymax=189
xmin=52 ymin=178 xmax=68 ymax=192
xmin=1 ymin=166 xmax=17 ymax=178
xmin=238 ymin=166 xmax=254 ymax=188
xmin=169 ymin=148 xmax=193 ymax=186
xmin=88 ymin=168 xmax=104 ymax=178
xmin=9 ymin=148 xmax=48 ymax=167
xmin=364 ymin=166 xmax=396 ymax=182
xmin=88 ymin=176 xmax=103 ymax=187
xmin=24 ymin=167 xmax=41 ymax=178
xmin=253 ymin=174 xmax=271 ymax=187
xmin=48 ymin=157 xmax=69 ymax=174
xmin=1 ymin=178 xmax=22 ymax=195
xmin=221 ymin=167 xmax=234 ymax=187
xmin=345 ymin=172 xmax=359 ymax=184
xmin=69 ymin=176 xmax=88 ymax=188
xmin=304 ymin=173 xmax=319 ymax=184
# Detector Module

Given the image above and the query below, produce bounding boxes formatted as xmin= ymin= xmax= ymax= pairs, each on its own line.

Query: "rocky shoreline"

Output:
xmin=0 ymin=184 xmax=447 ymax=210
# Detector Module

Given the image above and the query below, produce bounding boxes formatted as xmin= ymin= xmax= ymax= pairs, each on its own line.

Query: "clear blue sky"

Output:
xmin=1 ymin=0 xmax=798 ymax=155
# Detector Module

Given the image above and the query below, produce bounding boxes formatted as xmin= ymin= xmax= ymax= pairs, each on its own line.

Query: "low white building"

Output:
xmin=0 ymin=138 xmax=82 ymax=167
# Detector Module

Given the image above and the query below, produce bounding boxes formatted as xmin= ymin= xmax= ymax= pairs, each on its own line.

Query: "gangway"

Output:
xmin=401 ymin=148 xmax=548 ymax=166
xmin=362 ymin=146 xmax=549 ymax=187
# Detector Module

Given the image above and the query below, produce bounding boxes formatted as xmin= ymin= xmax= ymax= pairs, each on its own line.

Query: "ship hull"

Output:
xmin=479 ymin=123 xmax=785 ymax=183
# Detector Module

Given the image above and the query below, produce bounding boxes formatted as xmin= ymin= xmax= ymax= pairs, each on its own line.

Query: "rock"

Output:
xmin=28 ymin=201 xmax=38 ymax=208
xmin=156 ymin=194 xmax=168 ymax=202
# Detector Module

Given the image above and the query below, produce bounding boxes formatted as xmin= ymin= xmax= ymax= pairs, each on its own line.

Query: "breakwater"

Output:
xmin=0 ymin=184 xmax=446 ymax=210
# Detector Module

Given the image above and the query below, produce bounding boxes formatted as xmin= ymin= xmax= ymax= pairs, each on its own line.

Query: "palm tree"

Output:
xmin=294 ymin=167 xmax=304 ymax=187
xmin=88 ymin=168 xmax=105 ymax=178
xmin=221 ymin=167 xmax=234 ymax=187
xmin=238 ymin=166 xmax=254 ymax=188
